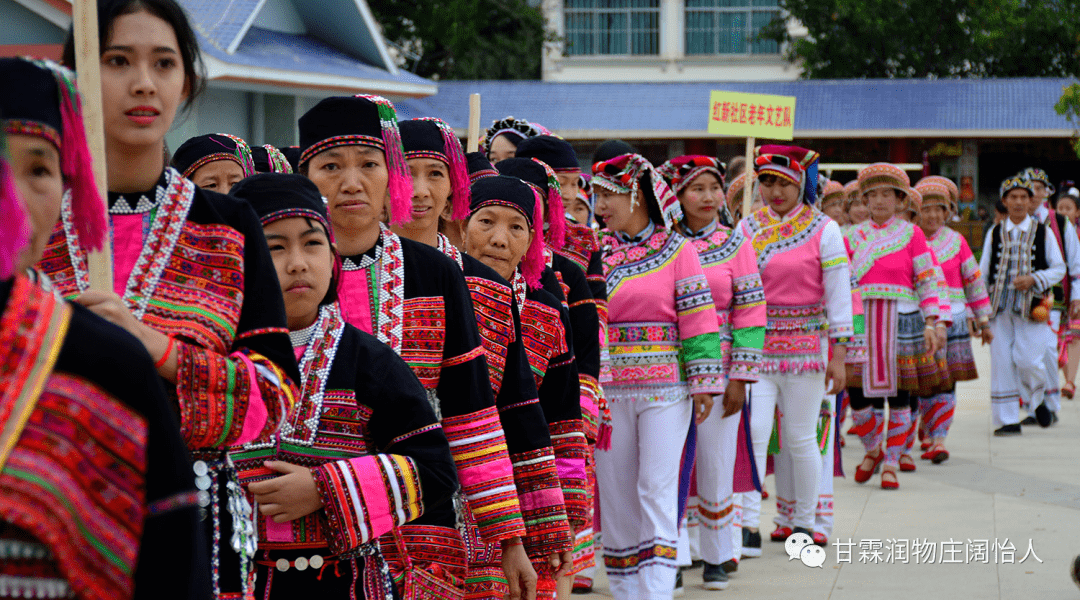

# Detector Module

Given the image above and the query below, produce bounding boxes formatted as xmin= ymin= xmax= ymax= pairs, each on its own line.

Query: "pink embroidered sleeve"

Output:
xmin=727 ymin=238 xmax=766 ymax=382
xmin=673 ymin=240 xmax=724 ymax=396
xmin=310 ymin=454 xmax=423 ymax=554
xmin=908 ymin=227 xmax=943 ymax=321
xmin=958 ymin=237 xmax=992 ymax=322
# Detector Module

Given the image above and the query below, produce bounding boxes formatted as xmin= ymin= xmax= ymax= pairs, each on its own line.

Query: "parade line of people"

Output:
xmin=0 ymin=1 xmax=1075 ymax=599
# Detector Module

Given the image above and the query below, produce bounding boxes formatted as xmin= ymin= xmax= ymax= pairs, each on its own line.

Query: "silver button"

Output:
xmin=276 ymin=558 xmax=290 ymax=572
xmin=294 ymin=556 xmax=309 ymax=571
xmin=309 ymin=554 xmax=324 ymax=569
xmin=193 ymin=460 xmax=209 ymax=477
xmin=195 ymin=475 xmax=212 ymax=490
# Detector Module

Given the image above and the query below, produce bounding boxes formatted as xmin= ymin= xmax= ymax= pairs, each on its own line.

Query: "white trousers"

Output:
xmin=1032 ymin=309 xmax=1063 ymax=415
xmin=773 ymin=393 xmax=836 ymax=537
xmin=596 ymin=397 xmax=692 ymax=600
xmin=740 ymin=372 xmax=825 ymax=530
xmin=990 ymin=312 xmax=1049 ymax=426
xmin=677 ymin=409 xmax=741 ymax=565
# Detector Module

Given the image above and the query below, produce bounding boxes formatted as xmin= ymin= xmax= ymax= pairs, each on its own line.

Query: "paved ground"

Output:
xmin=579 ymin=342 xmax=1080 ymax=599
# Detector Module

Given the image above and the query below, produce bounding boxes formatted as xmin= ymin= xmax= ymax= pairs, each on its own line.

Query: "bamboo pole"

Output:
xmin=466 ymin=93 xmax=481 ymax=153
xmin=742 ymin=137 xmax=755 ymax=219
xmin=74 ymin=0 xmax=113 ymax=291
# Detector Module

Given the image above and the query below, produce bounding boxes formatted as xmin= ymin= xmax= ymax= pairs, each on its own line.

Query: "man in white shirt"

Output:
xmin=980 ymin=175 xmax=1066 ymax=435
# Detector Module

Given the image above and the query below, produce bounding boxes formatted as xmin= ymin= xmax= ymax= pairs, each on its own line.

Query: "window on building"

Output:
xmin=685 ymin=0 xmax=780 ymax=55
xmin=564 ymin=0 xmax=661 ymax=56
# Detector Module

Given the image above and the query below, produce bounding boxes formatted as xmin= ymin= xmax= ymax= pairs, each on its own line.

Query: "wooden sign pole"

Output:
xmin=74 ymin=0 xmax=113 ymax=291
xmin=466 ymin=93 xmax=481 ymax=153
xmin=742 ymin=137 xmax=755 ymax=220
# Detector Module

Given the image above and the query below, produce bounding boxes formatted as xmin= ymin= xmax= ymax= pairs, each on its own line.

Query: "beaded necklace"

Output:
xmin=340 ymin=225 xmax=404 ymax=354
xmin=437 ymin=233 xmax=464 ymax=269
xmin=282 ymin=304 xmax=344 ymax=447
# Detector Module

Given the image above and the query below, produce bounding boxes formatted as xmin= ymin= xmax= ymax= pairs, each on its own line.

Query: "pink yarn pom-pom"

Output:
xmin=519 ymin=188 xmax=546 ymax=291
xmin=60 ymin=81 xmax=106 ymax=252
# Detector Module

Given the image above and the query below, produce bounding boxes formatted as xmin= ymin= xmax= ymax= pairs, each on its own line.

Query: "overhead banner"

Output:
xmin=707 ymin=90 xmax=796 ymax=140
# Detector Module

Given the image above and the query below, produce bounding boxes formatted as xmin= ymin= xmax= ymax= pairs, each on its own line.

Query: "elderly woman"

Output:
xmin=846 ymin=164 xmax=944 ymax=490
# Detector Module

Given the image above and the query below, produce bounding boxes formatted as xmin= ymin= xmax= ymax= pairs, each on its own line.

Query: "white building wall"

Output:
xmin=541 ymin=0 xmax=802 ymax=83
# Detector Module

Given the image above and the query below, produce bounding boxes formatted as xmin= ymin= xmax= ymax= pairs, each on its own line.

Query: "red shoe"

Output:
xmin=812 ymin=532 xmax=828 ymax=546
xmin=854 ymin=451 xmax=884 ymax=483
xmin=572 ymin=576 xmax=593 ymax=594
xmin=762 ymin=487 xmax=769 ymax=500
xmin=927 ymin=444 xmax=950 ymax=464
xmin=920 ymin=441 xmax=932 ymax=451
xmin=881 ymin=469 xmax=899 ymax=490
xmin=839 ymin=436 xmax=846 ymax=447
xmin=920 ymin=448 xmax=936 ymax=460
xmin=899 ymin=454 xmax=917 ymax=472
xmin=770 ymin=526 xmax=792 ymax=542
xmin=1063 ymin=381 xmax=1075 ymax=399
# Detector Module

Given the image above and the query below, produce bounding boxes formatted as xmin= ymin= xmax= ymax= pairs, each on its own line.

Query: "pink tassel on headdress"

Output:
xmin=530 ymin=158 xmax=565 ymax=249
xmin=426 ymin=118 xmax=470 ymax=220
xmin=0 ymin=159 xmax=30 ymax=279
xmin=356 ymin=94 xmax=414 ymax=226
xmin=520 ymin=189 xmax=546 ymax=290
xmin=59 ymin=76 xmax=107 ymax=252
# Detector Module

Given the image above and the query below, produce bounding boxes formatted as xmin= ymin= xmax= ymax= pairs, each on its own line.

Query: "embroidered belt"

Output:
xmin=258 ymin=553 xmax=333 ymax=572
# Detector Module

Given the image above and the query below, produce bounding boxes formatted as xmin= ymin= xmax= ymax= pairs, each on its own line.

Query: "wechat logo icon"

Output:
xmin=785 ymin=532 xmax=827 ymax=568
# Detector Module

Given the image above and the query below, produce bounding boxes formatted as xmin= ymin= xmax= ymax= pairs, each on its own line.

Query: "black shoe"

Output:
xmin=792 ymin=526 xmax=813 ymax=538
xmin=688 ymin=559 xmax=704 ymax=570
xmin=1020 ymin=415 xmax=1038 ymax=426
xmin=994 ymin=423 xmax=1022 ymax=436
xmin=720 ymin=558 xmax=738 ymax=573
xmin=674 ymin=569 xmax=685 ymax=597
xmin=742 ymin=528 xmax=762 ymax=558
xmin=702 ymin=562 xmax=731 ymax=590
xmin=1035 ymin=402 xmax=1053 ymax=427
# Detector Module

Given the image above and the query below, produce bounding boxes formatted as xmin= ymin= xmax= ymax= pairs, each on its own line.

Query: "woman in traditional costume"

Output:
xmin=913 ymin=177 xmax=993 ymax=464
xmin=0 ymin=57 xmax=210 ymax=600
xmin=846 ymin=163 xmax=943 ymax=490
xmin=735 ymin=145 xmax=853 ymax=550
xmin=229 ymin=173 xmax=459 ymax=599
xmin=297 ymin=94 xmax=527 ymax=599
xmin=591 ymin=152 xmax=723 ymax=599
xmin=396 ymin=117 xmax=578 ymax=600
xmin=659 ymin=155 xmax=766 ymax=591
xmin=48 ymin=2 xmax=300 ymax=595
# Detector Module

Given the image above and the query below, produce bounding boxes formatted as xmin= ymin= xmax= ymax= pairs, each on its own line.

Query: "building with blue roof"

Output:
xmin=0 ymin=0 xmax=435 ymax=149
xmin=398 ymin=78 xmax=1080 ymax=211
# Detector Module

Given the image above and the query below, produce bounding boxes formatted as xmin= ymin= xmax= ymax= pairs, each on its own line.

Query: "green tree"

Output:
xmin=761 ymin=0 xmax=1080 ymax=79
xmin=369 ymin=0 xmax=557 ymax=80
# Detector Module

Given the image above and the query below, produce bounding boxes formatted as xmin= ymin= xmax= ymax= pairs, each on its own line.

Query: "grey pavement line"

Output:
xmin=914 ymin=457 xmax=1080 ymax=510
xmin=828 ymin=478 xmax=872 ymax=600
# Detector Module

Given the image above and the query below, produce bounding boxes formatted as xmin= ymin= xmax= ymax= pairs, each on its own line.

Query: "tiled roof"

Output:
xmin=183 ymin=0 xmax=262 ymax=52
xmin=204 ymin=27 xmax=430 ymax=86
xmin=395 ymin=79 xmax=1078 ymax=136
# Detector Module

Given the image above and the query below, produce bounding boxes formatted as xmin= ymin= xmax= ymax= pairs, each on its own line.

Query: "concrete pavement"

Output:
xmin=579 ymin=341 xmax=1080 ymax=599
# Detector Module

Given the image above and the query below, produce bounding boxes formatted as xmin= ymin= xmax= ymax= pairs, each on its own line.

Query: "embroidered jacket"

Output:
xmin=0 ymin=276 xmax=208 ymax=600
xmin=259 ymin=303 xmax=458 ymax=556
xmin=337 ymin=226 xmax=526 ymax=543
xmin=979 ymin=215 xmax=1065 ymax=317
xmin=555 ymin=220 xmax=608 ymax=326
xmin=927 ymin=226 xmax=992 ymax=322
xmin=38 ymin=167 xmax=299 ymax=452
xmin=849 ymin=216 xmax=942 ymax=318
xmin=677 ymin=220 xmax=766 ymax=384
xmin=600 ymin=226 xmax=724 ymax=400
xmin=510 ymin=270 xmax=590 ymax=530
xmin=739 ymin=204 xmax=854 ymax=374
xmin=546 ymin=249 xmax=604 ymax=444
xmin=437 ymin=236 xmax=572 ymax=557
